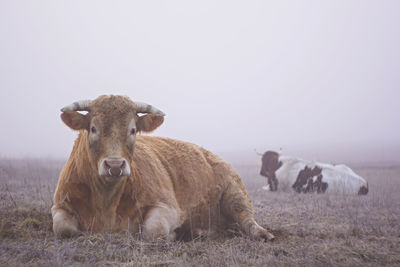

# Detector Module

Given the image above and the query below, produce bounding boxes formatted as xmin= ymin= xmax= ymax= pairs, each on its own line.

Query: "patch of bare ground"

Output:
xmin=1 ymin=158 xmax=400 ymax=266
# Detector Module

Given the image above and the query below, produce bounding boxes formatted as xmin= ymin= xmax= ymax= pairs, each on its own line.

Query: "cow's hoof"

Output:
xmin=142 ymin=204 xmax=181 ymax=241
xmin=259 ymin=230 xmax=275 ymax=241
xmin=250 ymin=223 xmax=275 ymax=241
xmin=142 ymin=217 xmax=175 ymax=241
xmin=52 ymin=209 xmax=79 ymax=238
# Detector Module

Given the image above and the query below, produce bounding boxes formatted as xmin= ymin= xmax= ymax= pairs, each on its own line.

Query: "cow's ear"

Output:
xmin=137 ymin=114 xmax=164 ymax=133
xmin=61 ymin=111 xmax=89 ymax=130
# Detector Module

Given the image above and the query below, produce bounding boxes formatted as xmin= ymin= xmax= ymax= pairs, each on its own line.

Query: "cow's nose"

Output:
xmin=104 ymin=158 xmax=126 ymax=177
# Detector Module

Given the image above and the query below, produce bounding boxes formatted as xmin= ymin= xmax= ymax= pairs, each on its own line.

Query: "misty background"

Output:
xmin=0 ymin=1 xmax=399 ymax=165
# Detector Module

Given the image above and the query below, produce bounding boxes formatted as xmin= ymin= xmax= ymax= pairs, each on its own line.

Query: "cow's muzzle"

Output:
xmin=99 ymin=157 xmax=131 ymax=178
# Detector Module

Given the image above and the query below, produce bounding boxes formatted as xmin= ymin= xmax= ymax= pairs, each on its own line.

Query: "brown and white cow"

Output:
xmin=52 ymin=95 xmax=274 ymax=241
xmin=260 ymin=151 xmax=368 ymax=195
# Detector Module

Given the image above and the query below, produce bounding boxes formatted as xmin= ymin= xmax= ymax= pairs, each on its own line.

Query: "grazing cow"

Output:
xmin=52 ymin=95 xmax=274 ymax=241
xmin=259 ymin=151 xmax=368 ymax=195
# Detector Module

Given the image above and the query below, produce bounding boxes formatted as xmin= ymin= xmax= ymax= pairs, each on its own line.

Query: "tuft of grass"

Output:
xmin=20 ymin=218 xmax=42 ymax=229
xmin=0 ymin=219 xmax=17 ymax=239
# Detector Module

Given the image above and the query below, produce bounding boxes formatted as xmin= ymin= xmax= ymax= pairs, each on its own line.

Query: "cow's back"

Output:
xmin=320 ymin=165 xmax=366 ymax=194
xmin=275 ymin=156 xmax=310 ymax=190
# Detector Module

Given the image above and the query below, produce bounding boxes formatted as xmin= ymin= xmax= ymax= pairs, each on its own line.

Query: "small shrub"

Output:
xmin=20 ymin=218 xmax=42 ymax=229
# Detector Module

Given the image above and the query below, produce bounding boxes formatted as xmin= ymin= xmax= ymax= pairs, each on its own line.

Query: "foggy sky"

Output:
xmin=1 ymin=1 xmax=399 ymax=163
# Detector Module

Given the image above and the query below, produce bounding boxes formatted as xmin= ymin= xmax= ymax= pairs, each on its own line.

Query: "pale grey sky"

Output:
xmin=0 ymin=1 xmax=399 ymax=162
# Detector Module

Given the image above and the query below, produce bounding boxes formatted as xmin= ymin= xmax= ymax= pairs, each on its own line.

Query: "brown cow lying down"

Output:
xmin=52 ymin=95 xmax=274 ymax=241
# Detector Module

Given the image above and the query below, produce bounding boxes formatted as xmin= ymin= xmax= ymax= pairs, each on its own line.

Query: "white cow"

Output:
xmin=259 ymin=151 xmax=368 ymax=195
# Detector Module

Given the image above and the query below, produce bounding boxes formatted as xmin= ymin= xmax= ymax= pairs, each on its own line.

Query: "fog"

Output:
xmin=1 ymin=1 xmax=399 ymax=163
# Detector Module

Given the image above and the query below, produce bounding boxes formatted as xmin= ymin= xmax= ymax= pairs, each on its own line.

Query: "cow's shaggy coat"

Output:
xmin=52 ymin=95 xmax=274 ymax=241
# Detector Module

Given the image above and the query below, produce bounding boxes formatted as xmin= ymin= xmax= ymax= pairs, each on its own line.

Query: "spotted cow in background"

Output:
xmin=259 ymin=151 xmax=368 ymax=195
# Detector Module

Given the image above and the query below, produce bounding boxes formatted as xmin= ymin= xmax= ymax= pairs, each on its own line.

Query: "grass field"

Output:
xmin=1 ymin=158 xmax=399 ymax=266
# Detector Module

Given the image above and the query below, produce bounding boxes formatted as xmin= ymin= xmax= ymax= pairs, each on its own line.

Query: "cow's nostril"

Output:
xmin=104 ymin=161 xmax=110 ymax=169
xmin=102 ymin=158 xmax=127 ymax=177
xmin=108 ymin=167 xmax=123 ymax=177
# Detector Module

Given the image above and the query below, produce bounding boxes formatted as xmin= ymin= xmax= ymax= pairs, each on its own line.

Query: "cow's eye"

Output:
xmin=130 ymin=128 xmax=136 ymax=135
xmin=91 ymin=126 xmax=97 ymax=134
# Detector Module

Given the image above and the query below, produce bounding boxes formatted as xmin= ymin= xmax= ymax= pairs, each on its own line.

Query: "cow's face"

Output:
xmin=60 ymin=95 xmax=164 ymax=182
xmin=260 ymin=151 xmax=282 ymax=191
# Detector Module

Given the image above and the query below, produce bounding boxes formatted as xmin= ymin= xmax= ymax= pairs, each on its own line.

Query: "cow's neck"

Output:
xmin=90 ymin=175 xmax=127 ymax=211
xmin=73 ymin=134 xmax=127 ymax=213
xmin=69 ymin=132 xmax=132 ymax=231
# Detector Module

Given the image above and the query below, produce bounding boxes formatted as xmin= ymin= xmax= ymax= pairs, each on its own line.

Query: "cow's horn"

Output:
xmin=254 ymin=149 xmax=263 ymax=156
xmin=61 ymin=100 xmax=92 ymax=112
xmin=134 ymin=102 xmax=165 ymax=116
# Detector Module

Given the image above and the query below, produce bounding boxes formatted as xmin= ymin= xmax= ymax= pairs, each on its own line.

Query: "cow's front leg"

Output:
xmin=51 ymin=208 xmax=79 ymax=238
xmin=142 ymin=203 xmax=181 ymax=241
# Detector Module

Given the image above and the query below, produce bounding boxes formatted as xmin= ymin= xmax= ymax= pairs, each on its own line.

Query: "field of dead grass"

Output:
xmin=1 ymin=158 xmax=399 ymax=266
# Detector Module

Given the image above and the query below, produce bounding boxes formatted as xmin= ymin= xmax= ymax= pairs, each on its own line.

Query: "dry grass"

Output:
xmin=1 ymin=158 xmax=400 ymax=266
